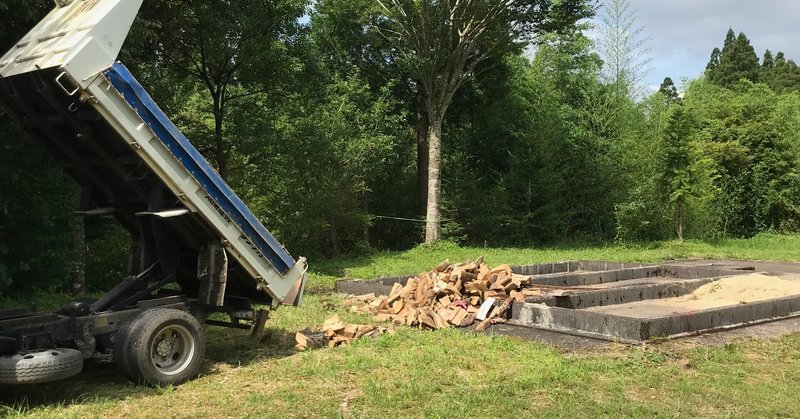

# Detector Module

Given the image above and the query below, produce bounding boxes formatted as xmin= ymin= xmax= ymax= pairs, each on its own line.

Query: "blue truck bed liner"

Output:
xmin=105 ymin=63 xmax=295 ymax=275
xmin=0 ymin=0 xmax=307 ymax=307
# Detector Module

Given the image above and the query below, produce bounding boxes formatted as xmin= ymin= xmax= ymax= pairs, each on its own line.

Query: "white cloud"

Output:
xmin=593 ymin=0 xmax=800 ymax=87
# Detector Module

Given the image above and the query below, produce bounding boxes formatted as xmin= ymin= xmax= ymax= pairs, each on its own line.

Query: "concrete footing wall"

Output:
xmin=336 ymin=260 xmax=653 ymax=295
xmin=333 ymin=260 xmax=795 ymax=343
xmin=525 ymin=265 xmax=746 ymax=288
xmin=525 ymin=278 xmax=716 ymax=309
xmin=513 ymin=295 xmax=800 ymax=342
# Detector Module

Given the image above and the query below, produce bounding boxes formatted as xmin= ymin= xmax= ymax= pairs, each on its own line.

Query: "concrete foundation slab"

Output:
xmin=335 ymin=260 xmax=800 ymax=344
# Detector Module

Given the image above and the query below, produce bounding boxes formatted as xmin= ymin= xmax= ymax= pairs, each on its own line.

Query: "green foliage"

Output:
xmin=686 ymin=80 xmax=800 ymax=236
xmin=440 ymin=28 xmax=622 ymax=245
xmin=761 ymin=51 xmax=800 ymax=93
xmin=127 ymin=0 xmax=309 ymax=178
xmin=706 ymin=48 xmax=721 ymax=73
xmin=311 ymin=0 xmax=392 ymax=81
xmin=238 ymin=73 xmax=410 ymax=257
xmin=619 ymin=76 xmax=800 ymax=243
xmin=0 ymin=131 xmax=76 ymax=293
xmin=0 ymin=0 xmax=48 ymax=50
xmin=614 ymin=93 xmax=672 ymax=242
xmin=658 ymin=77 xmax=679 ymax=103
xmin=84 ymin=221 xmax=131 ymax=292
xmin=706 ymin=29 xmax=760 ymax=88
xmin=658 ymin=106 xmax=711 ymax=240
xmin=705 ymin=30 xmax=800 ymax=95
xmin=660 ymin=107 xmax=694 ymax=210
xmin=5 ymin=0 xmax=800 ymax=289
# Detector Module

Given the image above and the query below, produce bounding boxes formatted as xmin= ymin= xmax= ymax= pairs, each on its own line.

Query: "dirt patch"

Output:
xmin=667 ymin=274 xmax=800 ymax=309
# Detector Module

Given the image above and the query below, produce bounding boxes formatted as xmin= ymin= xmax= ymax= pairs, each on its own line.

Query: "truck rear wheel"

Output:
xmin=116 ymin=308 xmax=205 ymax=386
xmin=0 ymin=348 xmax=83 ymax=385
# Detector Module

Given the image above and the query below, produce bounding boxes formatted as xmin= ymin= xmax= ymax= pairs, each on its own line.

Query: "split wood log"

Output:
xmin=341 ymin=258 xmax=537 ymax=331
xmin=295 ymin=315 xmax=394 ymax=350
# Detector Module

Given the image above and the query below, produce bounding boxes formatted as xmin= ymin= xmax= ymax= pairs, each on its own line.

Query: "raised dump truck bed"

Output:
xmin=0 ymin=0 xmax=306 ymax=386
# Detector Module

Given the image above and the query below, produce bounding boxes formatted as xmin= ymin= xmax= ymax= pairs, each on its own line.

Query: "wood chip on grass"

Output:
xmin=295 ymin=315 xmax=394 ymax=351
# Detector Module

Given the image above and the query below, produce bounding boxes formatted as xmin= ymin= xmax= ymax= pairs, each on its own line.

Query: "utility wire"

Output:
xmin=371 ymin=215 xmax=452 ymax=224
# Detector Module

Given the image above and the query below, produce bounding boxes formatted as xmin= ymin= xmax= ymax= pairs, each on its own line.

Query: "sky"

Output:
xmin=598 ymin=0 xmax=800 ymax=91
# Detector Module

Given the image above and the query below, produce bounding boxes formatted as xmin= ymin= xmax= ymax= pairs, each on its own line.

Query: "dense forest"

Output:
xmin=1 ymin=0 xmax=800 ymax=293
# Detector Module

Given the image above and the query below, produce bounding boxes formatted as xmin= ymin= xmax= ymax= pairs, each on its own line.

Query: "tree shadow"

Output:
xmin=0 ymin=362 xmax=146 ymax=411
xmin=0 ymin=326 xmax=299 ymax=412
xmin=203 ymin=325 xmax=298 ymax=366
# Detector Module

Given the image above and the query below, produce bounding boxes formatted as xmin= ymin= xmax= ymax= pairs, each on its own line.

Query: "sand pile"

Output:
xmin=672 ymin=273 xmax=800 ymax=307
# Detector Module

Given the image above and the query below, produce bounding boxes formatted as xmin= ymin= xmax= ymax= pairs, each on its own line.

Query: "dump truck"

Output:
xmin=0 ymin=0 xmax=307 ymax=386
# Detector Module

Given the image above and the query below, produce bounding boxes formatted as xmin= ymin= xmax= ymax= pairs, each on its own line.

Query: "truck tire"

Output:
xmin=0 ymin=348 xmax=83 ymax=385
xmin=113 ymin=319 xmax=138 ymax=381
xmin=117 ymin=308 xmax=205 ymax=386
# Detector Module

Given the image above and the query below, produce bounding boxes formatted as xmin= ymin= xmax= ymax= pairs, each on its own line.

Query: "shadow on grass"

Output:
xmin=0 ymin=325 xmax=300 ymax=413
xmin=203 ymin=325 xmax=298 ymax=366
xmin=0 ymin=361 xmax=145 ymax=411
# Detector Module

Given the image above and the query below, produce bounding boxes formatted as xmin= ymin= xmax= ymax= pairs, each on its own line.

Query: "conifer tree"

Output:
xmin=707 ymin=29 xmax=759 ymax=87
xmin=659 ymin=77 xmax=679 ymax=103
xmin=659 ymin=106 xmax=700 ymax=241
xmin=723 ymin=28 xmax=736 ymax=50
xmin=706 ymin=47 xmax=721 ymax=73
xmin=756 ymin=50 xmax=800 ymax=93
xmin=762 ymin=49 xmax=775 ymax=69
xmin=771 ymin=57 xmax=800 ymax=92
xmin=776 ymin=51 xmax=787 ymax=66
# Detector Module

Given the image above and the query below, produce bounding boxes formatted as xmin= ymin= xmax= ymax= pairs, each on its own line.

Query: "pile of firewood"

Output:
xmin=294 ymin=258 xmax=542 ymax=351
xmin=295 ymin=315 xmax=394 ymax=351
xmin=348 ymin=258 xmax=541 ymax=332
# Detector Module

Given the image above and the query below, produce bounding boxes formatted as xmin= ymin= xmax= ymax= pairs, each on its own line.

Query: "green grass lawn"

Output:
xmin=3 ymin=234 xmax=800 ymax=418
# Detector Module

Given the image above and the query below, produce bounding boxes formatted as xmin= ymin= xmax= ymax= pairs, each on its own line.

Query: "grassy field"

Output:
xmin=3 ymin=234 xmax=800 ymax=418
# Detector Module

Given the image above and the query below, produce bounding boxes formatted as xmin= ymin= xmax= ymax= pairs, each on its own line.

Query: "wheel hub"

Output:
xmin=149 ymin=324 xmax=195 ymax=376
xmin=156 ymin=333 xmax=177 ymax=357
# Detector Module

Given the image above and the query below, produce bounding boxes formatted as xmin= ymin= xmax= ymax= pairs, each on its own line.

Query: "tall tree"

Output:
xmin=763 ymin=51 xmax=800 ymax=93
xmin=776 ymin=51 xmax=787 ymax=67
xmin=130 ymin=0 xmax=308 ymax=180
xmin=597 ymin=0 xmax=651 ymax=99
xmin=723 ymin=28 xmax=736 ymax=50
xmin=376 ymin=0 xmax=595 ymax=243
xmin=659 ymin=76 xmax=679 ymax=103
xmin=659 ymin=106 xmax=701 ymax=241
xmin=706 ymin=47 xmax=721 ymax=73
xmin=707 ymin=29 xmax=760 ymax=88
xmin=762 ymin=49 xmax=775 ymax=70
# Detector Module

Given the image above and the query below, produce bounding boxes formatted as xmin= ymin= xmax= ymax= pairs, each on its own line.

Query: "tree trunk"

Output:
xmin=416 ymin=101 xmax=429 ymax=216
xmin=676 ymin=200 xmax=685 ymax=242
xmin=212 ymin=94 xmax=227 ymax=180
xmin=329 ymin=216 xmax=341 ymax=257
xmin=71 ymin=213 xmax=86 ymax=296
xmin=425 ymin=116 xmax=443 ymax=244
xmin=362 ymin=191 xmax=370 ymax=244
